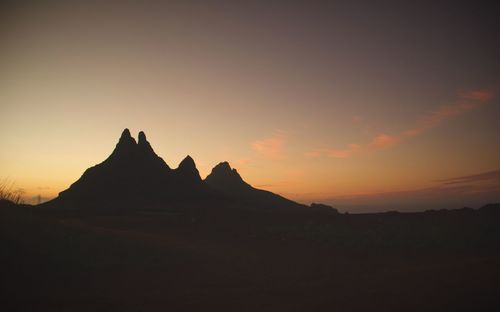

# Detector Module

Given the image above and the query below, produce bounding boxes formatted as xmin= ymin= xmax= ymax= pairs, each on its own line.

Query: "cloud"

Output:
xmin=327 ymin=143 xmax=361 ymax=158
xmin=368 ymin=134 xmax=399 ymax=149
xmin=460 ymin=90 xmax=495 ymax=101
xmin=402 ymin=91 xmax=492 ymax=137
xmin=252 ymin=131 xmax=287 ymax=160
xmin=307 ymin=87 xmax=496 ymax=159
xmin=308 ymin=133 xmax=398 ymax=159
xmin=334 ymin=182 xmax=500 ymax=201
xmin=436 ymin=170 xmax=500 ymax=185
xmin=336 ymin=169 xmax=500 ymax=200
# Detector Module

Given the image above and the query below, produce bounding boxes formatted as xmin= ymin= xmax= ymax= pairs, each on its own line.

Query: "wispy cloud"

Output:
xmin=333 ymin=169 xmax=500 ymax=200
xmin=402 ymin=89 xmax=492 ymax=138
xmin=436 ymin=170 xmax=500 ymax=185
xmin=327 ymin=143 xmax=361 ymax=158
xmin=459 ymin=90 xmax=495 ymax=101
xmin=368 ymin=133 xmax=399 ymax=149
xmin=252 ymin=131 xmax=287 ymax=160
xmin=306 ymin=88 xmax=496 ymax=159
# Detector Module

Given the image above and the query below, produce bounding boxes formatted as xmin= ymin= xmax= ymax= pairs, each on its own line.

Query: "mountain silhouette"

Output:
xmin=205 ymin=161 xmax=311 ymax=211
xmin=45 ymin=129 xmax=321 ymax=212
xmin=49 ymin=129 xmax=208 ymax=209
xmin=204 ymin=161 xmax=251 ymax=192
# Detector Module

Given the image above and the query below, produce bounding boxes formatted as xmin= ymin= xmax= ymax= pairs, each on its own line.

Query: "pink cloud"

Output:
xmin=306 ymin=87 xmax=496 ymax=159
xmin=460 ymin=90 xmax=494 ymax=101
xmin=368 ymin=134 xmax=399 ymax=149
xmin=323 ymin=134 xmax=397 ymax=159
xmin=327 ymin=144 xmax=361 ymax=158
xmin=403 ymin=96 xmax=488 ymax=137
xmin=436 ymin=170 xmax=500 ymax=185
xmin=332 ymin=169 xmax=500 ymax=202
xmin=252 ymin=132 xmax=286 ymax=160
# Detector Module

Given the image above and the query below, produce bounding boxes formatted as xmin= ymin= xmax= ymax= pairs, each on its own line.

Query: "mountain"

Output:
xmin=44 ymin=128 xmax=329 ymax=213
xmin=48 ymin=129 xmax=208 ymax=209
xmin=204 ymin=161 xmax=251 ymax=192
xmin=204 ymin=161 xmax=311 ymax=212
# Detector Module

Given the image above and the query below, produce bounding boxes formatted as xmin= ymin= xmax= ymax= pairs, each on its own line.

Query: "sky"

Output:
xmin=1 ymin=1 xmax=500 ymax=212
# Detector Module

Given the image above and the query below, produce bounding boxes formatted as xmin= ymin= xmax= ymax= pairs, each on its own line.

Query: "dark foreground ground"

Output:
xmin=1 ymin=201 xmax=500 ymax=312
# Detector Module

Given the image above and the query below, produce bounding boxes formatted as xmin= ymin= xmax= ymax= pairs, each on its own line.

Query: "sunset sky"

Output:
xmin=1 ymin=1 xmax=499 ymax=212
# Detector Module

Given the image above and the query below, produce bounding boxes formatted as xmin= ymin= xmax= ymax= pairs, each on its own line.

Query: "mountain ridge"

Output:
xmin=45 ymin=129 xmax=333 ymax=213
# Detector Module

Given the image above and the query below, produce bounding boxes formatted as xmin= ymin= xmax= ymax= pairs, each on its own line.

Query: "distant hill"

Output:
xmin=479 ymin=203 xmax=500 ymax=215
xmin=43 ymin=129 xmax=331 ymax=213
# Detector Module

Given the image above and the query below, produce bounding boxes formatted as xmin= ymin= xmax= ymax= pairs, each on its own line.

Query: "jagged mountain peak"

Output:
xmin=118 ymin=128 xmax=137 ymax=145
xmin=178 ymin=155 xmax=196 ymax=169
xmin=176 ymin=155 xmax=202 ymax=183
xmin=121 ymin=128 xmax=132 ymax=139
xmin=210 ymin=161 xmax=240 ymax=177
xmin=110 ymin=129 xmax=167 ymax=165
xmin=214 ymin=161 xmax=231 ymax=171
xmin=136 ymin=130 xmax=159 ymax=158
xmin=138 ymin=130 xmax=147 ymax=143
xmin=109 ymin=128 xmax=137 ymax=159
xmin=205 ymin=161 xmax=248 ymax=190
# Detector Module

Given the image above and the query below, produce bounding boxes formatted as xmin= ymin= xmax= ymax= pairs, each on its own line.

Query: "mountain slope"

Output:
xmin=205 ymin=162 xmax=309 ymax=211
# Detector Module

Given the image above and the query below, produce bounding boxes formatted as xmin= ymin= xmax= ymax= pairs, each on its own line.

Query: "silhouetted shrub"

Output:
xmin=0 ymin=178 xmax=25 ymax=204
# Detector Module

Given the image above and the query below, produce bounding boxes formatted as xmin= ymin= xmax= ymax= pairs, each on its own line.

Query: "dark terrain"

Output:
xmin=2 ymin=201 xmax=500 ymax=311
xmin=1 ymin=130 xmax=500 ymax=311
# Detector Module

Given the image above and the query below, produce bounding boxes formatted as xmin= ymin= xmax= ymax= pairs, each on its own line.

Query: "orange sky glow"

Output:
xmin=1 ymin=2 xmax=499 ymax=212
